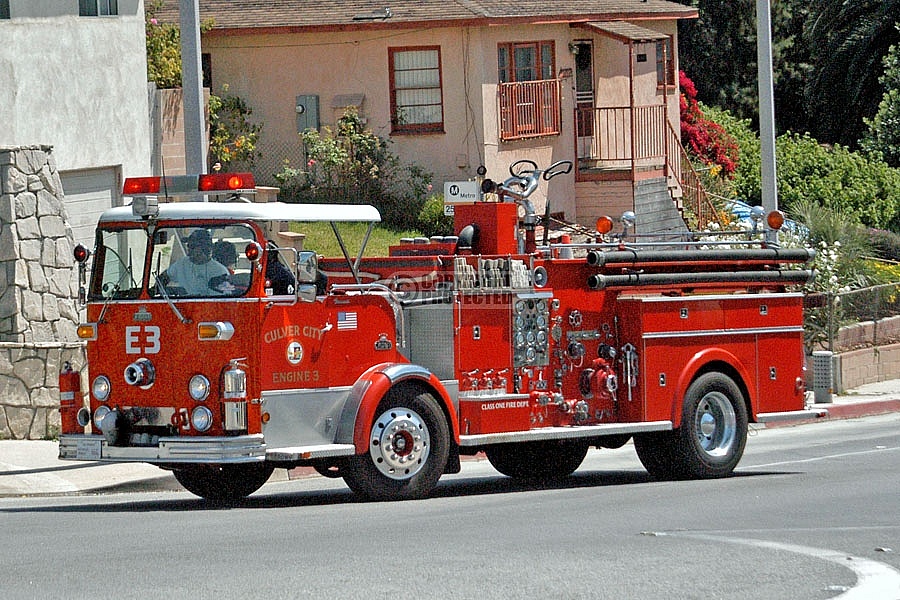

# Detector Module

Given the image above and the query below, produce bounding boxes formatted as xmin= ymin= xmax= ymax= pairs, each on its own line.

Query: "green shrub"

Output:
xmin=275 ymin=108 xmax=432 ymax=231
xmin=867 ymin=228 xmax=900 ymax=262
xmin=417 ymin=194 xmax=453 ymax=237
xmin=208 ymin=85 xmax=261 ymax=171
xmin=720 ymin=114 xmax=900 ymax=231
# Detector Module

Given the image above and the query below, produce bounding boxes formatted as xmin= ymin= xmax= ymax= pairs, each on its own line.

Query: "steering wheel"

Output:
xmin=509 ymin=159 xmax=539 ymax=178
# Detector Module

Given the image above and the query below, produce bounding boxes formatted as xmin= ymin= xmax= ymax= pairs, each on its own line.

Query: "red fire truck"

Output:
xmin=58 ymin=162 xmax=816 ymax=502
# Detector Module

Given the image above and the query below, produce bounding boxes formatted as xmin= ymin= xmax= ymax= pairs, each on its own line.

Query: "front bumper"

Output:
xmin=59 ymin=434 xmax=266 ymax=464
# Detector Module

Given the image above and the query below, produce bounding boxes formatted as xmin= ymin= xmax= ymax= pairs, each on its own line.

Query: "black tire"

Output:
xmin=634 ymin=372 xmax=748 ymax=480
xmin=313 ymin=463 xmax=345 ymax=479
xmin=173 ymin=462 xmax=275 ymax=502
xmin=485 ymin=440 xmax=589 ymax=479
xmin=342 ymin=386 xmax=450 ymax=501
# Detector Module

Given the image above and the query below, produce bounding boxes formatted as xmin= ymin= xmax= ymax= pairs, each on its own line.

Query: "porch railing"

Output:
xmin=575 ymin=104 xmax=722 ymax=230
xmin=499 ymin=79 xmax=561 ymax=142
xmin=575 ymin=104 xmax=666 ymax=168
xmin=665 ymin=121 xmax=722 ymax=230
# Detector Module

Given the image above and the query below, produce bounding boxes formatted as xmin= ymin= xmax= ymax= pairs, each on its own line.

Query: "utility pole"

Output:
xmin=756 ymin=0 xmax=778 ymax=240
xmin=180 ymin=0 xmax=207 ymax=179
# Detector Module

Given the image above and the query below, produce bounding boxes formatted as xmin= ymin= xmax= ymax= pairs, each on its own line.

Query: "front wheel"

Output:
xmin=634 ymin=372 xmax=747 ymax=480
xmin=173 ymin=462 xmax=275 ymax=502
xmin=342 ymin=386 xmax=450 ymax=501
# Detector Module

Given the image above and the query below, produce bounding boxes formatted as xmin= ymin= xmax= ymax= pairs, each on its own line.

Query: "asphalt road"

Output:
xmin=2 ymin=414 xmax=899 ymax=600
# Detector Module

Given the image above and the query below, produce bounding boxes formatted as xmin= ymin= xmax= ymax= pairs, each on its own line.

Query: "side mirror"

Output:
xmin=297 ymin=283 xmax=317 ymax=303
xmin=297 ymin=251 xmax=318 ymax=284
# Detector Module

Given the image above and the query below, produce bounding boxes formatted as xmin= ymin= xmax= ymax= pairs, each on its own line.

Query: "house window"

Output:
xmin=657 ymin=37 xmax=676 ymax=90
xmin=79 ymin=0 xmax=118 ymax=16
xmin=0 ymin=0 xmax=9 ymax=19
xmin=497 ymin=41 xmax=560 ymax=141
xmin=389 ymin=47 xmax=444 ymax=134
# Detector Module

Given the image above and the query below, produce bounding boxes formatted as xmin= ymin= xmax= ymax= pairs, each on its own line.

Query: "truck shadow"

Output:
xmin=0 ymin=469 xmax=792 ymax=513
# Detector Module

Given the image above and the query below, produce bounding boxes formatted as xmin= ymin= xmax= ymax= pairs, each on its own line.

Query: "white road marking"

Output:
xmin=745 ymin=446 xmax=900 ymax=470
xmin=673 ymin=533 xmax=900 ymax=600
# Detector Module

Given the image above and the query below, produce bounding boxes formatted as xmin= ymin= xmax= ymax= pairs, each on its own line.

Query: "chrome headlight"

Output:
xmin=92 ymin=375 xmax=111 ymax=402
xmin=93 ymin=405 xmax=111 ymax=430
xmin=191 ymin=406 xmax=213 ymax=432
xmin=189 ymin=375 xmax=210 ymax=402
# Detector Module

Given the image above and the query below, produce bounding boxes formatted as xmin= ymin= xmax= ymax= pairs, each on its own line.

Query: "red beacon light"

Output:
xmin=73 ymin=244 xmax=90 ymax=263
xmin=122 ymin=177 xmax=161 ymax=195
xmin=767 ymin=209 xmax=786 ymax=231
xmin=122 ymin=173 xmax=256 ymax=196
xmin=198 ymin=172 xmax=255 ymax=193
xmin=244 ymin=241 xmax=262 ymax=262
xmin=595 ymin=216 xmax=614 ymax=235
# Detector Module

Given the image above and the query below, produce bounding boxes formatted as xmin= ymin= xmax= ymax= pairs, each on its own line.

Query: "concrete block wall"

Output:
xmin=834 ymin=343 xmax=900 ymax=393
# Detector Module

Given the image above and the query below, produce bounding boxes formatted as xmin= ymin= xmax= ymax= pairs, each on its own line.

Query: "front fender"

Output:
xmin=671 ymin=348 xmax=755 ymax=427
xmin=336 ymin=362 xmax=459 ymax=453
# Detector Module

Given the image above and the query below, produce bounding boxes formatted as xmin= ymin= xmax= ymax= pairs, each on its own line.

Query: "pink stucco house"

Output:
xmin=156 ymin=0 xmax=705 ymax=233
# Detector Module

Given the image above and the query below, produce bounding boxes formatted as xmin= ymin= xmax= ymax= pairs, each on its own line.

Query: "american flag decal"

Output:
xmin=337 ymin=311 xmax=358 ymax=331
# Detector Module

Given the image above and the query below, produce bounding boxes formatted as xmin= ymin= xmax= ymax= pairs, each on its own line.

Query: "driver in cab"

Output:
xmin=163 ymin=229 xmax=232 ymax=295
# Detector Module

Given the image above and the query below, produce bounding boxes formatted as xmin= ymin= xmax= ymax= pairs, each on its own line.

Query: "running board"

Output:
xmin=756 ymin=409 xmax=828 ymax=424
xmin=459 ymin=421 xmax=673 ymax=447
xmin=266 ymin=444 xmax=356 ymax=462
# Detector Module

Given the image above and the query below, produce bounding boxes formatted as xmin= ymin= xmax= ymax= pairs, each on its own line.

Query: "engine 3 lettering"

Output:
xmin=273 ymin=370 xmax=320 ymax=383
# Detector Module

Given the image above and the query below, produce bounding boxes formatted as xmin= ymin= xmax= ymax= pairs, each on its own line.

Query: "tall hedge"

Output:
xmin=714 ymin=107 xmax=900 ymax=232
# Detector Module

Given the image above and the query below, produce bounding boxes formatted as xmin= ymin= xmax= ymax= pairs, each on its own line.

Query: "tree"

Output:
xmin=806 ymin=0 xmax=900 ymax=147
xmin=145 ymin=0 xmax=182 ymax=88
xmin=861 ymin=36 xmax=900 ymax=167
xmin=208 ymin=85 xmax=262 ymax=171
xmin=674 ymin=0 xmax=811 ymax=133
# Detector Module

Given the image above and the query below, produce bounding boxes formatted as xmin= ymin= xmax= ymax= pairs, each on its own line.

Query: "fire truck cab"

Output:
xmin=59 ymin=166 xmax=817 ymax=502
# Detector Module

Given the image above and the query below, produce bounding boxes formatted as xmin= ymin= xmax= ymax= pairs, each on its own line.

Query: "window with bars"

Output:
xmin=497 ymin=41 xmax=560 ymax=141
xmin=657 ymin=37 xmax=676 ymax=90
xmin=79 ymin=0 xmax=118 ymax=16
xmin=389 ymin=47 xmax=444 ymax=134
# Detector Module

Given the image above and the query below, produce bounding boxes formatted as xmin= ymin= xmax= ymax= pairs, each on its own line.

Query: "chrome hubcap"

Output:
xmin=694 ymin=391 xmax=736 ymax=457
xmin=369 ymin=408 xmax=430 ymax=480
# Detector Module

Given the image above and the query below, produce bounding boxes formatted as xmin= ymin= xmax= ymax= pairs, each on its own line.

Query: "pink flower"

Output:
xmin=427 ymin=183 xmax=433 ymax=192
xmin=307 ymin=159 xmax=316 ymax=167
xmin=150 ymin=18 xmax=158 ymax=25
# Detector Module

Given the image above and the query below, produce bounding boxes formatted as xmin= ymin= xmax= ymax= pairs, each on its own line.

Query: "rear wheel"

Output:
xmin=485 ymin=440 xmax=589 ymax=479
xmin=173 ymin=462 xmax=275 ymax=502
xmin=634 ymin=372 xmax=747 ymax=480
xmin=342 ymin=386 xmax=450 ymax=501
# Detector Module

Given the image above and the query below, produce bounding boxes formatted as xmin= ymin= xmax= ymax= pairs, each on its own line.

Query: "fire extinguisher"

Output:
xmin=59 ymin=361 xmax=82 ymax=434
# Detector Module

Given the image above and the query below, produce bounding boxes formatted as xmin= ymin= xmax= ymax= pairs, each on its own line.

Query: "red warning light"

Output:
xmin=245 ymin=242 xmax=262 ymax=262
xmin=198 ymin=173 xmax=255 ymax=192
xmin=123 ymin=177 xmax=161 ymax=195
xmin=595 ymin=216 xmax=614 ymax=235
xmin=73 ymin=244 xmax=90 ymax=263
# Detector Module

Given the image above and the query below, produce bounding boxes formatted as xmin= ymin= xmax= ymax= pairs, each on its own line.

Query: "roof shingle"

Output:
xmin=152 ymin=0 xmax=697 ymax=32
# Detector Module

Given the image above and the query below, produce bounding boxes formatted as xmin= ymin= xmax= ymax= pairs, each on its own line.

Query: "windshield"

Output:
xmin=91 ymin=228 xmax=149 ymax=300
xmin=149 ymin=224 xmax=258 ymax=298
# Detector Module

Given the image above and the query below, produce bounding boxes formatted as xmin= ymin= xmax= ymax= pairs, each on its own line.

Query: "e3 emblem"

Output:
xmin=125 ymin=325 xmax=161 ymax=355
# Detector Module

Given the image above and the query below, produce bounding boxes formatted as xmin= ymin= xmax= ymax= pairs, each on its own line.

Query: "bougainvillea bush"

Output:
xmin=680 ymin=71 xmax=739 ymax=177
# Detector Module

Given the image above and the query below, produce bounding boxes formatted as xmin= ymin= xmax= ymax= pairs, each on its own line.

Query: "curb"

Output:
xmin=763 ymin=399 xmax=900 ymax=429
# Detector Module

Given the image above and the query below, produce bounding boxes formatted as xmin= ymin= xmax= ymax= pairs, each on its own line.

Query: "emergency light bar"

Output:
xmin=122 ymin=173 xmax=256 ymax=196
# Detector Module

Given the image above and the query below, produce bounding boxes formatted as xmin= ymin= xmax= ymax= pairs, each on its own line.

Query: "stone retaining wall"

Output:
xmin=0 ymin=146 xmax=84 ymax=439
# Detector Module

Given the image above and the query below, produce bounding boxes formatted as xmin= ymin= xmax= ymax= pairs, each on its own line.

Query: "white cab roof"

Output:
xmin=98 ymin=201 xmax=381 ymax=224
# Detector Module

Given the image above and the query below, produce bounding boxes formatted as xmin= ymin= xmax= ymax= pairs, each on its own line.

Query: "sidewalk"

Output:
xmin=2 ymin=380 xmax=898 ymax=498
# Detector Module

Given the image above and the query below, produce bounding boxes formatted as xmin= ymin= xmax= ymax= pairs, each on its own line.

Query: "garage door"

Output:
xmin=60 ymin=167 xmax=120 ymax=250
